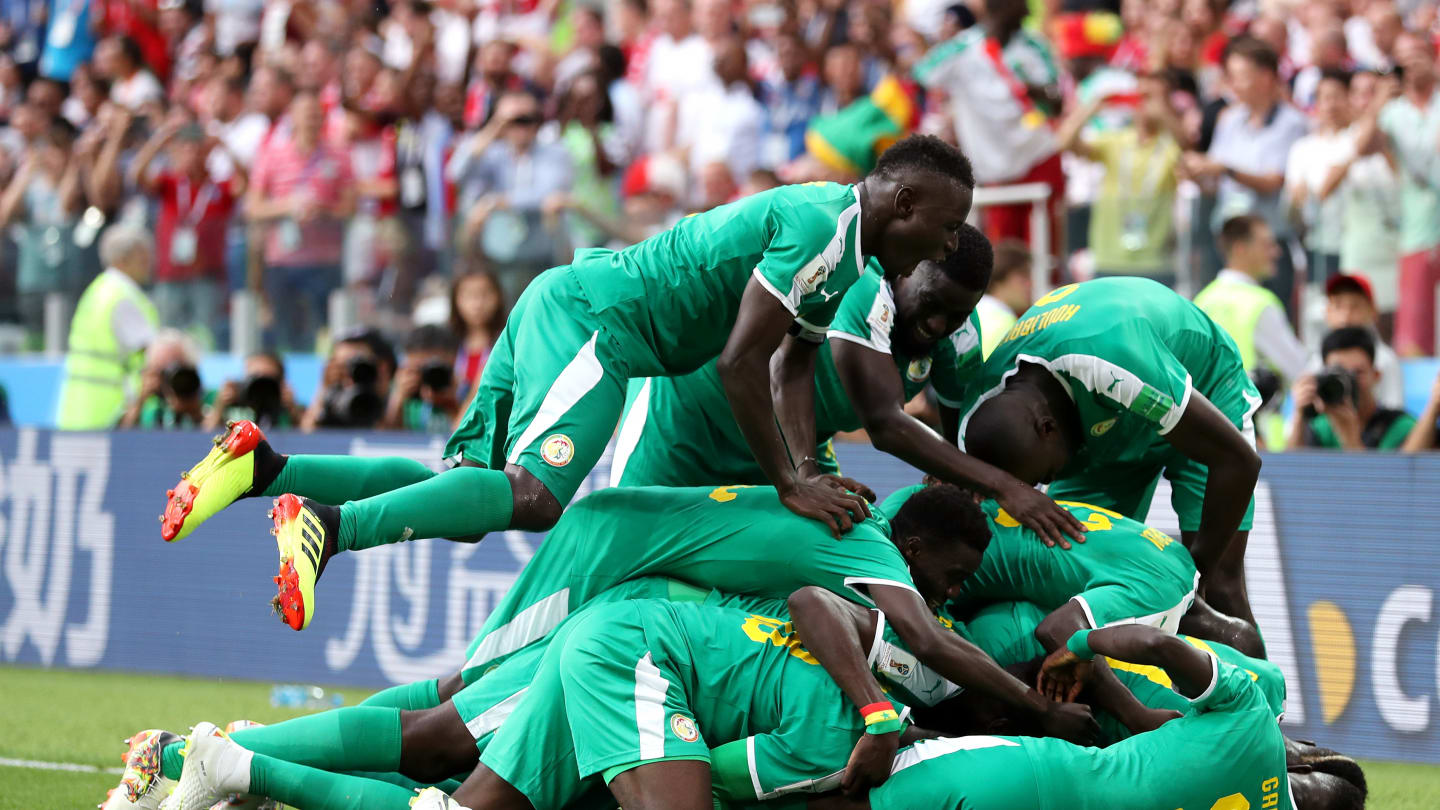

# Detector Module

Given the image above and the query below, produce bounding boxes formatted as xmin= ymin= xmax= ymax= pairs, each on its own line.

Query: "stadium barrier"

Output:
xmin=0 ymin=428 xmax=1438 ymax=763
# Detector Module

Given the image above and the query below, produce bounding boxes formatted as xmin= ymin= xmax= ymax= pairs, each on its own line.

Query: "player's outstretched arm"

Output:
xmin=832 ymin=340 xmax=1086 ymax=548
xmin=787 ymin=587 xmax=900 ymax=795
xmin=1162 ymin=390 xmax=1262 ymax=579
xmin=868 ymin=584 xmax=1099 ymax=745
xmin=1043 ymin=624 xmax=1216 ymax=701
xmin=720 ymin=280 xmax=871 ymax=536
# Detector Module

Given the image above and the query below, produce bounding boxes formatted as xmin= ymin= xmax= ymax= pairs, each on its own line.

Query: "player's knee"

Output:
xmin=399 ymin=706 xmax=478 ymax=782
xmin=505 ymin=468 xmax=564 ymax=530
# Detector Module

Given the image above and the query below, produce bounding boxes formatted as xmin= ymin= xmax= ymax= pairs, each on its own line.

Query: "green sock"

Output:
xmin=228 ymin=706 xmax=402 ymax=772
xmin=248 ymin=753 xmax=418 ymax=810
xmin=263 ymin=455 xmax=437 ymax=503
xmin=338 ymin=466 xmax=514 ymax=552
xmin=344 ymin=771 xmax=464 ymax=795
xmin=161 ymin=741 xmax=184 ymax=780
xmin=360 ymin=679 xmax=441 ymax=711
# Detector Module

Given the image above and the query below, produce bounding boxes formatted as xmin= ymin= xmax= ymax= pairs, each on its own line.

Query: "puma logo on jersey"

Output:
xmin=1106 ymin=372 xmax=1123 ymax=394
xmin=818 ymin=287 xmax=840 ymax=302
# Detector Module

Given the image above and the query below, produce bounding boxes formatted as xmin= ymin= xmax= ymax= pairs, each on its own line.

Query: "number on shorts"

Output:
xmin=1209 ymin=793 xmax=1250 ymax=810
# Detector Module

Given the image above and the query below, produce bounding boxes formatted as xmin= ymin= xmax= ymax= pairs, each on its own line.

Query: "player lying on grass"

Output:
xmin=788 ymin=588 xmax=1365 ymax=810
xmin=158 ymin=137 xmax=1021 ymax=634
xmin=106 ymin=487 xmax=1097 ymax=810
xmin=133 ymin=586 xmax=928 ymax=810
xmin=959 ymin=277 xmax=1266 ymax=633
xmin=880 ymin=482 xmax=1263 ymax=658
xmin=610 ymin=224 xmax=1086 ymax=549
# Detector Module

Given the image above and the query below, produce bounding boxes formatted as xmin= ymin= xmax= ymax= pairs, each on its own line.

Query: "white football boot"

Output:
xmin=162 ymin=723 xmax=253 ymax=810
xmin=409 ymin=787 xmax=476 ymax=810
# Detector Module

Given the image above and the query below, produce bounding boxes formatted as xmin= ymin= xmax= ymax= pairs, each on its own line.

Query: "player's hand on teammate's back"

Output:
xmin=828 ymin=474 xmax=877 ymax=504
xmin=780 ymin=474 xmax=872 ymax=538
xmin=1038 ymin=647 xmax=1093 ymax=703
xmin=997 ymin=483 xmax=1087 ymax=549
xmin=841 ymin=729 xmax=899 ymax=795
xmin=1038 ymin=698 xmax=1100 ymax=746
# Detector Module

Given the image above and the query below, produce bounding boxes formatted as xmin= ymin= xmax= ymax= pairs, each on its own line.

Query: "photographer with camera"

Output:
xmin=1288 ymin=326 xmax=1416 ymax=451
xmin=204 ymin=351 xmax=304 ymax=430
xmin=118 ymin=329 xmax=211 ymax=429
xmin=382 ymin=324 xmax=463 ymax=433
xmin=301 ymin=328 xmax=397 ymax=430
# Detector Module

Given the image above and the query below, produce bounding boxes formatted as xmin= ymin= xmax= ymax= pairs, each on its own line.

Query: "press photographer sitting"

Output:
xmin=382 ymin=325 xmax=463 ymax=433
xmin=301 ymin=328 xmax=397 ymax=430
xmin=204 ymin=352 xmax=305 ymax=430
xmin=118 ymin=330 xmax=211 ymax=429
xmin=1288 ymin=327 xmax=1416 ymax=451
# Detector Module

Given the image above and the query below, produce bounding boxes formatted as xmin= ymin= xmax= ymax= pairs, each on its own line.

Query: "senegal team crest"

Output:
xmin=1090 ymin=418 xmax=1118 ymax=437
xmin=541 ymin=434 xmax=574 ymax=467
xmin=670 ymin=713 xmax=699 ymax=742
xmin=906 ymin=357 xmax=932 ymax=382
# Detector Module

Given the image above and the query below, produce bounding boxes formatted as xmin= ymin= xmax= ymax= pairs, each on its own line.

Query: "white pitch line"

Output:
xmin=0 ymin=756 xmax=123 ymax=774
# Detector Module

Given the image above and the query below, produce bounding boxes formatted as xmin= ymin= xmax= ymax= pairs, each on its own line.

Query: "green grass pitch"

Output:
xmin=4 ymin=665 xmax=1440 ymax=809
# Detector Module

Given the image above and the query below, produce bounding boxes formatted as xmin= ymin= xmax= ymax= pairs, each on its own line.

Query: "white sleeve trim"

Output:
xmin=793 ymin=315 xmax=828 ymax=343
xmin=1158 ymin=374 xmax=1194 ymax=436
xmin=746 ymin=736 xmax=764 ymax=799
xmin=751 ymin=266 xmax=800 ymax=316
xmin=844 ymin=576 xmax=919 ymax=606
xmin=1189 ymin=651 xmax=1221 ymax=703
xmin=867 ymin=609 xmax=888 ymax=667
xmin=827 ymin=329 xmax=890 ymax=354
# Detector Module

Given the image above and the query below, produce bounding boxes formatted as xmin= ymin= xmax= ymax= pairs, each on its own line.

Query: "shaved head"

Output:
xmin=964 ymin=378 xmax=1077 ymax=485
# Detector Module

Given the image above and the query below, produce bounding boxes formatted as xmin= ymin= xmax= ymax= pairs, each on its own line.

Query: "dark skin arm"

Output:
xmin=719 ymin=280 xmax=871 ymax=536
xmin=786 ymin=588 xmax=899 ymax=795
xmin=939 ymin=404 xmax=960 ymax=445
xmin=832 ymin=340 xmax=1086 ymax=548
xmin=1041 ymin=624 xmax=1217 ymax=702
xmin=772 ymin=335 xmax=877 ymax=501
xmin=1162 ymin=390 xmax=1262 ymax=581
xmin=867 ymin=584 xmax=1099 ymax=745
xmin=1034 ymin=603 xmax=1182 ymax=732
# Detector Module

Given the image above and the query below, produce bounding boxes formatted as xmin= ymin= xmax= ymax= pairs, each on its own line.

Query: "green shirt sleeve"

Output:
xmin=929 ymin=313 xmax=984 ymax=409
xmin=1053 ymin=327 xmax=1193 ymax=434
xmin=1378 ymin=412 xmax=1417 ymax=450
xmin=826 ymin=265 xmax=893 ymax=353
xmin=137 ymin=395 xmax=165 ymax=428
xmin=752 ymin=197 xmax=861 ymax=339
xmin=1191 ymin=658 xmax=1265 ymax=715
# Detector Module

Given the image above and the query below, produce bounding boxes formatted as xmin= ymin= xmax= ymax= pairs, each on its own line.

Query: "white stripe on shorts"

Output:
xmin=634 ymin=652 xmax=670 ymax=760
xmin=465 ymin=686 xmax=528 ymax=740
xmin=463 ymin=588 xmax=571 ymax=673
xmin=507 ymin=331 xmax=605 ymax=466
xmin=608 ymin=377 xmax=652 ymax=487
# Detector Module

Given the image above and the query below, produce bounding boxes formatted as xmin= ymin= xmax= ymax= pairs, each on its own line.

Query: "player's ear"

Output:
xmin=1288 ymin=764 xmax=1315 ymax=774
xmin=892 ymin=185 xmax=915 ymax=219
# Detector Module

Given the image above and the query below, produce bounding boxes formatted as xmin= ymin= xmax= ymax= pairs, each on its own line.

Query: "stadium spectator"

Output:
xmin=247 ymin=90 xmax=356 ymax=352
xmin=1288 ymin=326 xmax=1415 ymax=451
xmin=448 ymin=268 xmax=508 ymax=399
xmin=976 ymin=238 xmax=1030 ymax=358
xmin=303 ymin=327 xmax=396 ymax=430
xmin=1308 ymin=274 xmax=1405 ymax=410
xmin=54 ymin=223 xmax=157 ymax=430
xmin=1195 ymin=214 xmax=1308 ymax=384
xmin=447 ymin=88 xmax=572 ymax=275
xmin=1283 ymin=68 xmax=1353 ymax=283
xmin=1330 ymin=69 xmax=1402 ymax=316
xmin=674 ymin=34 xmax=763 ymax=186
xmin=551 ymin=70 xmax=622 ymax=251
xmin=1377 ymin=30 xmax=1440 ymax=356
xmin=94 ymin=35 xmax=164 ymax=110
xmin=914 ymin=0 xmax=1064 ymax=254
xmin=204 ymin=350 xmax=304 ymax=430
xmin=759 ymin=30 xmax=824 ymax=167
xmin=1185 ymin=36 xmax=1308 ymax=313
xmin=37 ymin=0 xmax=98 ymax=82
xmin=1058 ymin=75 xmax=1187 ymax=285
xmin=129 ymin=118 xmax=244 ymax=343
xmin=118 ymin=328 xmax=211 ymax=429
xmin=1402 ymin=367 xmax=1440 ymax=451
xmin=1292 ymin=22 xmax=1348 ymax=111
xmin=383 ymin=323 xmax=462 ymax=432
xmin=0 ymin=117 xmax=96 ymax=343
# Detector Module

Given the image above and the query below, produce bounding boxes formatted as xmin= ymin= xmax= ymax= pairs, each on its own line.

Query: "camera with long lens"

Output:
xmin=240 ymin=374 xmax=284 ymax=426
xmin=1304 ymin=365 xmax=1357 ymax=418
xmin=163 ymin=363 xmax=202 ymax=399
xmin=320 ymin=356 xmax=385 ymax=428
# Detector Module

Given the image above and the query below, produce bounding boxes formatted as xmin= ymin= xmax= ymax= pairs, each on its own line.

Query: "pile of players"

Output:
xmin=110 ymin=135 xmax=1366 ymax=810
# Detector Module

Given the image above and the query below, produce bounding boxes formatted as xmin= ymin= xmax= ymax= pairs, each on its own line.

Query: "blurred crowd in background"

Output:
xmin=5 ymin=0 xmax=1440 ymax=448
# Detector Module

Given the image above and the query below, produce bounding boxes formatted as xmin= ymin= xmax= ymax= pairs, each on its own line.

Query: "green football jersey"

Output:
xmin=462 ymin=484 xmax=916 ymax=680
xmin=963 ymin=600 xmax=1285 ymax=745
xmin=870 ymin=660 xmax=1293 ymax=809
xmin=610 ymin=263 xmax=984 ymax=488
xmin=573 ymin=182 xmax=868 ymax=376
xmin=960 ymin=277 xmax=1259 ymax=472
